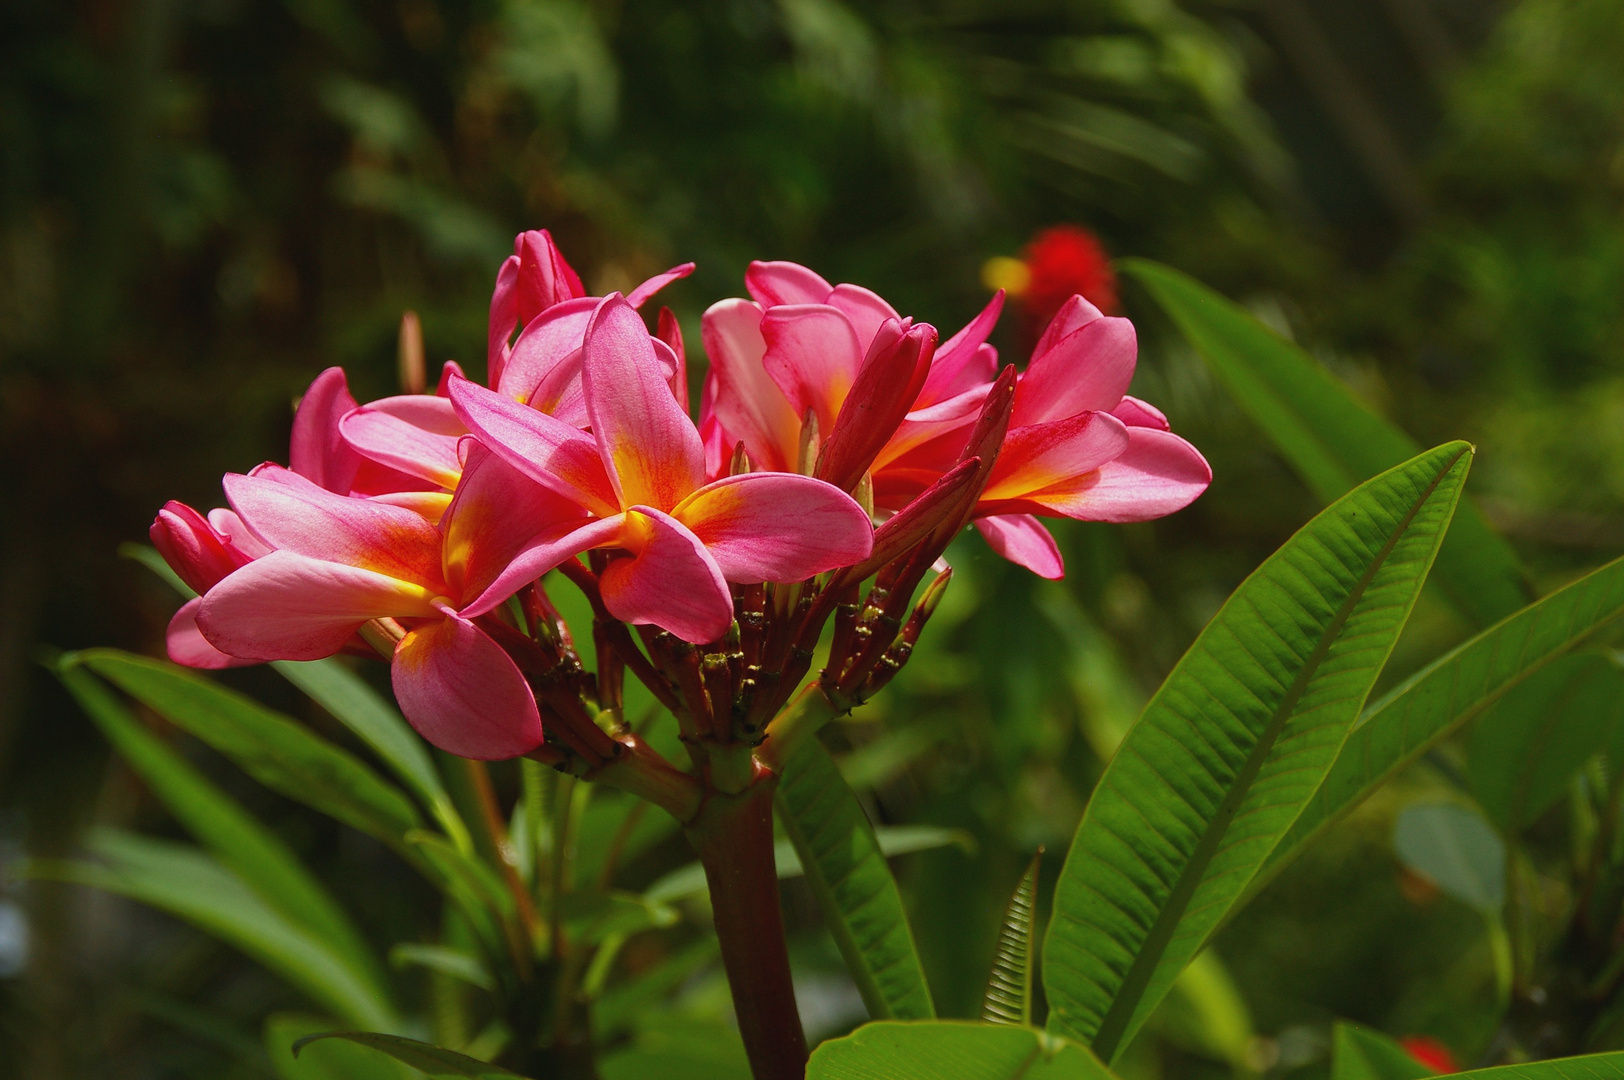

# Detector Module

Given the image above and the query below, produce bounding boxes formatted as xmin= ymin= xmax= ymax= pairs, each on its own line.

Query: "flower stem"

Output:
xmin=684 ymin=775 xmax=807 ymax=1080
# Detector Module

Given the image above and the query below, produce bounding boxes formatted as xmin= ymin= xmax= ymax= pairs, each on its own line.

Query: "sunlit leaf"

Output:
xmin=1044 ymin=443 xmax=1472 ymax=1060
xmin=982 ymin=851 xmax=1041 ymax=1027
xmin=1121 ymin=258 xmax=1528 ymax=628
xmin=292 ymin=1032 xmax=523 ymax=1078
xmin=807 ymin=1021 xmax=1113 ymax=1080
xmin=777 ymin=738 xmax=936 ymax=1020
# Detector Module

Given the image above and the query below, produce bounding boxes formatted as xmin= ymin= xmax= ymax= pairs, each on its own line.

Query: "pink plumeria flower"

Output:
xmin=700 ymin=261 xmax=1001 ymax=482
xmin=195 ymin=451 xmax=591 ymax=759
xmin=876 ymin=295 xmax=1211 ymax=578
xmin=487 ymin=228 xmax=693 ymax=402
xmin=450 ymin=294 xmax=875 ymax=644
xmin=150 ymin=501 xmax=272 ymax=669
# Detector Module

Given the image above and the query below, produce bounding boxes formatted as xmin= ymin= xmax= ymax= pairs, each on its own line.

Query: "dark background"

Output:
xmin=6 ymin=0 xmax=1624 ymax=1074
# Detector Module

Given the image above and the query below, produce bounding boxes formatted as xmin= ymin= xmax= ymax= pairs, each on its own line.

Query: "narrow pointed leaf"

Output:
xmin=265 ymin=1014 xmax=414 ymax=1080
xmin=982 ymin=852 xmax=1041 ymax=1026
xmin=1438 ymin=1055 xmax=1624 ymax=1080
xmin=388 ymin=944 xmax=494 ymax=991
xmin=1121 ymin=258 xmax=1528 ymax=627
xmin=1263 ymin=551 xmax=1624 ymax=882
xmin=807 ymin=1021 xmax=1113 ymax=1080
xmin=1331 ymin=1022 xmax=1436 ymax=1080
xmin=76 ymin=650 xmax=422 ymax=848
xmin=32 ymin=830 xmax=397 ymax=1030
xmin=776 ymin=739 xmax=937 ymax=1020
xmin=56 ymin=659 xmax=387 ymax=1001
xmin=1044 ymin=443 xmax=1473 ymax=1060
xmin=293 ymin=1032 xmax=523 ymax=1077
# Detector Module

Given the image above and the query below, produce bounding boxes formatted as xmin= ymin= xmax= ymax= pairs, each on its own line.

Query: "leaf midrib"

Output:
xmin=1086 ymin=446 xmax=1467 ymax=1061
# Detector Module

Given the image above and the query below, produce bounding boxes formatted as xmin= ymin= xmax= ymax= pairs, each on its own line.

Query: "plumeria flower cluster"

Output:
xmin=150 ymin=229 xmax=1210 ymax=788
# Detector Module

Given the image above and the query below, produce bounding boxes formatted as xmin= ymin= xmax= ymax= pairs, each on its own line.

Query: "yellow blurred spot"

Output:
xmin=981 ymin=256 xmax=1030 ymax=297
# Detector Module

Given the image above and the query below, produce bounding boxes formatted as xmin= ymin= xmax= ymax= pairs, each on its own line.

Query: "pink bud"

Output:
xmin=150 ymin=501 xmax=254 ymax=595
xmin=816 ymin=319 xmax=937 ymax=492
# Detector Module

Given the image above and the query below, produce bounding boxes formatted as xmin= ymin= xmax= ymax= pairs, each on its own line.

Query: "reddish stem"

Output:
xmin=684 ymin=777 xmax=807 ymax=1080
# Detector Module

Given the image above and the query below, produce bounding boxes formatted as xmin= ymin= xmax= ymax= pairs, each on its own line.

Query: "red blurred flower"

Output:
xmin=988 ymin=225 xmax=1119 ymax=346
xmin=1400 ymin=1036 xmax=1458 ymax=1074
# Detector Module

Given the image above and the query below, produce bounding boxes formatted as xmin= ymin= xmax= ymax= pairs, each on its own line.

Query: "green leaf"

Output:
xmin=55 ymin=660 xmax=387 ymax=1001
xmin=1044 ymin=443 xmax=1473 ymax=1060
xmin=1265 ymin=551 xmax=1624 ymax=881
xmin=76 ymin=650 xmax=422 ymax=848
xmin=982 ymin=851 xmax=1041 ymax=1027
xmin=1393 ymin=803 xmax=1505 ymax=912
xmin=559 ymin=890 xmax=678 ymax=946
xmin=273 ymin=659 xmax=471 ymax=851
xmin=388 ymin=944 xmax=494 ymax=991
xmin=593 ymin=938 xmax=720 ymax=1038
xmin=292 ymin=1032 xmax=523 ymax=1078
xmin=599 ymin=1017 xmax=752 ymax=1080
xmin=1466 ymin=654 xmax=1624 ymax=831
xmin=807 ymin=1021 xmax=1113 ymax=1080
xmin=1122 ymin=258 xmax=1528 ymax=628
xmin=644 ymin=823 xmax=971 ymax=906
xmin=405 ymin=832 xmax=515 ymax=967
xmin=1331 ymin=1022 xmax=1436 ymax=1080
xmin=1435 ymin=1054 xmax=1624 ymax=1080
xmin=776 ymin=737 xmax=937 ymax=1021
xmin=121 ymin=541 xmax=195 ymax=598
xmin=32 ymin=830 xmax=397 ymax=1030
xmin=265 ymin=1014 xmax=416 ymax=1080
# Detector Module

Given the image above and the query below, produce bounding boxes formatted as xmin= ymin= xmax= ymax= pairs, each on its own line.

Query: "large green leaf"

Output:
xmin=776 ymin=738 xmax=936 ymax=1021
xmin=55 ymin=659 xmax=386 ymax=999
xmin=1121 ymin=258 xmax=1528 ymax=627
xmin=1331 ymin=1022 xmax=1436 ymax=1080
xmin=1466 ymin=654 xmax=1624 ymax=831
xmin=1044 ymin=443 xmax=1472 ymax=1060
xmin=982 ymin=852 xmax=1041 ymax=1027
xmin=1264 ymin=551 xmax=1624 ymax=880
xmin=77 ymin=650 xmax=422 ymax=848
xmin=292 ymin=1032 xmax=523 ymax=1077
xmin=1446 ymin=1055 xmax=1624 ymax=1080
xmin=806 ymin=1021 xmax=1113 ymax=1080
xmin=274 ymin=659 xmax=470 ymax=850
xmin=33 ymin=830 xmax=397 ymax=1031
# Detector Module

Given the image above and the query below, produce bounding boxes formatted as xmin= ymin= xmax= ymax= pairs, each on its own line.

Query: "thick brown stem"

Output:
xmin=684 ymin=777 xmax=807 ymax=1080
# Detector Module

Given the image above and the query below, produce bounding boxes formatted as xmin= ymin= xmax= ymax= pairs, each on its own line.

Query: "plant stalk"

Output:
xmin=684 ymin=774 xmax=807 ymax=1080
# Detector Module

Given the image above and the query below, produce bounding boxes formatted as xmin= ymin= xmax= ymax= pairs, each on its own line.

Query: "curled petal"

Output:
xmin=656 ymin=307 xmax=688 ymax=405
xmin=290 ymin=367 xmax=363 ymax=494
xmin=582 ymin=295 xmax=706 ymax=512
xmin=152 ymin=502 xmax=252 ymax=595
xmin=340 ymin=395 xmax=466 ymax=489
xmin=745 ymin=260 xmax=833 ymax=307
xmin=922 ymin=291 xmax=1004 ymax=408
xmin=825 ymin=283 xmax=900 ymax=352
xmin=496 ymin=295 xmax=595 ymax=404
xmin=1013 ymin=314 xmax=1138 ymax=426
xmin=448 ymin=375 xmax=619 ymax=515
xmin=435 ymin=360 xmax=467 ymax=397
xmin=198 ymin=551 xmax=438 ymax=661
xmin=1031 ymin=294 xmax=1106 ymax=359
xmin=599 ymin=507 xmax=733 ymax=643
xmin=167 ymin=597 xmax=256 ymax=669
xmin=515 ymin=229 xmax=586 ymax=319
xmin=817 ymin=320 xmax=935 ymax=492
xmin=1025 ymin=426 xmax=1211 ymax=522
xmin=701 ymin=298 xmax=800 ymax=472
xmin=461 ymin=514 xmax=627 ymax=619
xmin=392 ymin=611 xmax=544 ymax=760
xmin=488 ymin=253 xmax=521 ymax=387
xmin=673 ymin=473 xmax=873 ymax=583
xmin=981 ymin=411 xmax=1131 ymax=504
xmin=1112 ymin=395 xmax=1170 ymax=431
xmin=974 ymin=515 xmax=1064 ymax=579
xmin=626 ymin=263 xmax=696 ymax=308
xmin=224 ymin=470 xmax=446 ymax=589
xmin=760 ymin=303 xmax=865 ymax=431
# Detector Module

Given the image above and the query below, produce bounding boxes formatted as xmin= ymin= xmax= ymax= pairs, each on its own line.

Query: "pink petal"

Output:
xmin=366 ymin=490 xmax=454 ymax=523
xmin=198 ymin=551 xmax=438 ymax=661
xmin=448 ymin=375 xmax=619 ymax=515
xmin=974 ymin=515 xmax=1064 ymax=579
xmin=626 ymin=263 xmax=696 ymax=308
xmin=1031 ymin=294 xmax=1106 ymax=359
xmin=167 ymin=597 xmax=256 ymax=669
xmin=496 ymin=295 xmax=596 ymax=403
xmin=745 ymin=260 xmax=832 ymax=307
xmin=290 ymin=367 xmax=363 ymax=494
xmin=206 ymin=509 xmax=274 ymax=559
xmin=581 ymin=295 xmax=706 ymax=512
xmin=921 ymin=292 xmax=1003 ymax=407
xmin=701 ymin=298 xmax=800 ymax=472
xmin=673 ymin=473 xmax=873 ymax=582
xmin=816 ymin=320 xmax=935 ymax=492
xmin=1111 ymin=395 xmax=1170 ymax=431
xmin=599 ymin=508 xmax=733 ymax=643
xmin=760 ymin=304 xmax=865 ymax=430
xmin=151 ymin=502 xmax=251 ymax=595
xmin=656 ymin=307 xmax=688 ymax=407
xmin=339 ymin=396 xmax=466 ymax=489
xmin=223 ymin=470 xmax=446 ymax=589
xmin=487 ymin=253 xmax=521 ymax=387
xmin=435 ymin=360 xmax=467 ymax=397
xmin=1013 ymin=314 xmax=1138 ymax=426
xmin=1026 ymin=426 xmax=1211 ymax=522
xmin=825 ymin=284 xmax=900 ymax=351
xmin=461 ymin=514 xmax=627 ymax=619
xmin=392 ymin=611 xmax=544 ymax=760
xmin=515 ymin=229 xmax=586 ymax=318
xmin=441 ymin=442 xmax=595 ymax=603
xmin=697 ymin=369 xmax=732 ymax=479
xmin=981 ymin=411 xmax=1132 ymax=503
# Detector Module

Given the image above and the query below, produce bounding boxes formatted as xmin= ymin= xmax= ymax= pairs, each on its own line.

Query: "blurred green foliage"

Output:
xmin=7 ymin=0 xmax=1624 ymax=1077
